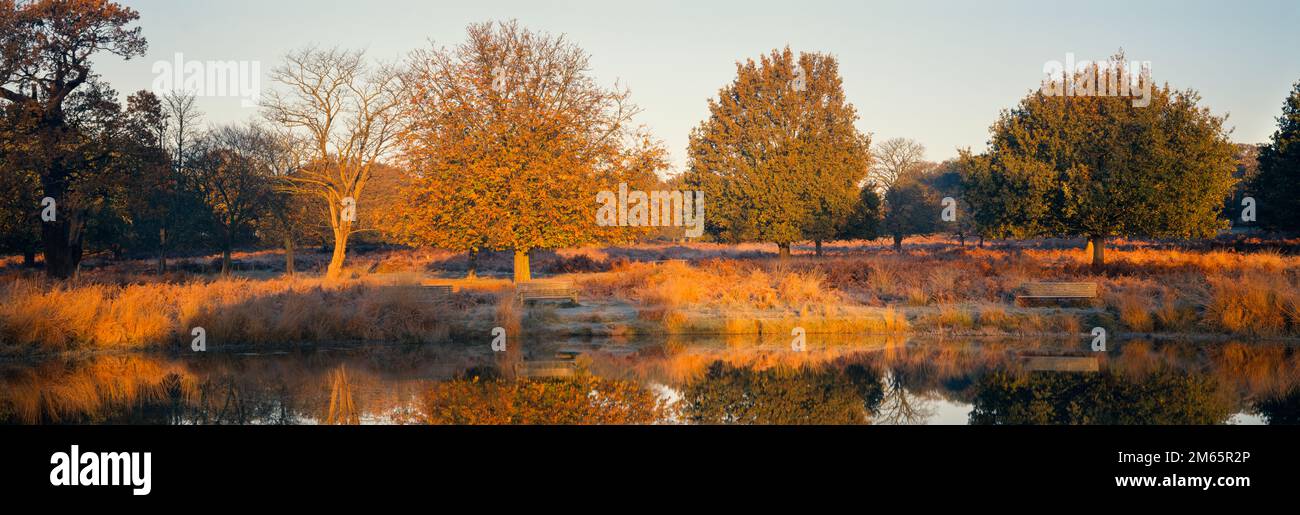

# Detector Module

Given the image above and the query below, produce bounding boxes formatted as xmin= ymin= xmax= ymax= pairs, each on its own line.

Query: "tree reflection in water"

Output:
xmin=680 ymin=362 xmax=883 ymax=424
xmin=2 ymin=338 xmax=1299 ymax=425
xmin=1254 ymin=388 xmax=1300 ymax=424
xmin=968 ymin=369 xmax=1232 ymax=425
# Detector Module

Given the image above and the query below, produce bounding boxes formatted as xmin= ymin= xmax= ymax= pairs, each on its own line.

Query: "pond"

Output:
xmin=3 ymin=336 xmax=1298 ymax=425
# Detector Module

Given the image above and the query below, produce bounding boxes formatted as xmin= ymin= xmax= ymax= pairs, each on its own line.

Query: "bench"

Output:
xmin=516 ymin=281 xmax=579 ymax=305
xmin=1016 ymin=282 xmax=1098 ymax=305
xmin=413 ymin=284 xmax=453 ymax=303
xmin=1021 ymin=356 xmax=1100 ymax=372
xmin=513 ymin=360 xmax=577 ymax=378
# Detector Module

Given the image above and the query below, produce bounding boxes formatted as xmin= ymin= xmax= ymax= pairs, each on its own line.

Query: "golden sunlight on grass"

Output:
xmin=1 ymin=241 xmax=1298 ymax=353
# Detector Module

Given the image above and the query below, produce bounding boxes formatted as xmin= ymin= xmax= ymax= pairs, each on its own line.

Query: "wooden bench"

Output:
xmin=513 ymin=360 xmax=577 ymax=378
xmin=1016 ymin=282 xmax=1098 ymax=305
xmin=1021 ymin=356 xmax=1100 ymax=372
xmin=516 ymin=281 xmax=579 ymax=305
xmin=416 ymin=284 xmax=453 ymax=303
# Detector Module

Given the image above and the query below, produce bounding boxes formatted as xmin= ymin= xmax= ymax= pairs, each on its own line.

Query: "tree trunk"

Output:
xmin=958 ymin=233 xmax=966 ymax=247
xmin=157 ymin=228 xmax=167 ymax=275
xmin=467 ymin=249 xmax=479 ymax=279
xmin=325 ymin=225 xmax=350 ymax=280
xmin=41 ymin=218 xmax=82 ymax=279
xmin=892 ymin=233 xmax=903 ymax=251
xmin=38 ymin=119 xmax=83 ymax=280
xmin=978 ymin=236 xmax=984 ymax=249
xmin=22 ymin=250 xmax=36 ymax=268
xmin=814 ymin=240 xmax=823 ymax=257
xmin=284 ymin=236 xmax=295 ymax=277
xmin=513 ymin=249 xmax=531 ymax=283
xmin=777 ymin=243 xmax=791 ymax=261
xmin=1089 ymin=235 xmax=1106 ymax=268
xmin=221 ymin=246 xmax=233 ymax=277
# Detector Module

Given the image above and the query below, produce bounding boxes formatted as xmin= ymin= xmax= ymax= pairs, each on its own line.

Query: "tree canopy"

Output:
xmin=1252 ymin=80 xmax=1300 ymax=232
xmin=960 ymin=53 xmax=1238 ymax=266
xmin=687 ymin=48 xmax=870 ymax=259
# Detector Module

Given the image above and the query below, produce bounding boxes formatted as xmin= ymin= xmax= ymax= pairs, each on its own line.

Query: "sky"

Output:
xmin=97 ymin=0 xmax=1300 ymax=173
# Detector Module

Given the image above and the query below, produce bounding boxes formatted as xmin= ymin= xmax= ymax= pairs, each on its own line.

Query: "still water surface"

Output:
xmin=3 ymin=336 xmax=1297 ymax=425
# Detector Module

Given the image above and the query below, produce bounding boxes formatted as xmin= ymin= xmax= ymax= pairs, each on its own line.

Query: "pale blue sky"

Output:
xmin=99 ymin=0 xmax=1300 ymax=173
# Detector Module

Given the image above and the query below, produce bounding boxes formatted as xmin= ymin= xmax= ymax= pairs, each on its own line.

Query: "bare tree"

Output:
xmin=874 ymin=370 xmax=935 ymax=425
xmin=157 ymin=90 xmax=203 ymax=273
xmin=262 ymin=47 xmax=403 ymax=280
xmin=870 ymin=137 xmax=930 ymax=192
xmin=255 ymin=128 xmax=312 ymax=276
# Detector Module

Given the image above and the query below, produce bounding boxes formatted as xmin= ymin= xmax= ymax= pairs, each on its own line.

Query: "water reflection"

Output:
xmin=1 ymin=337 xmax=1298 ymax=425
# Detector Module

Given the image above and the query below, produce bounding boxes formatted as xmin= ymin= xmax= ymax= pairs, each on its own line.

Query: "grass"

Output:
xmin=2 ymin=236 xmax=1299 ymax=354
xmin=0 ymin=275 xmax=475 ymax=353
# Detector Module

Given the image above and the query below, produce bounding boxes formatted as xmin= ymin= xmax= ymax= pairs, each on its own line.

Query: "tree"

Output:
xmin=0 ymin=0 xmax=147 ymax=278
xmin=263 ymin=47 xmax=402 ymax=280
xmin=869 ymin=137 xmax=929 ymax=192
xmin=961 ymin=53 xmax=1237 ymax=267
xmin=882 ymin=177 xmax=939 ymax=250
xmin=254 ymin=131 xmax=312 ymax=276
xmin=392 ymin=20 xmax=662 ymax=282
xmin=156 ymin=90 xmax=204 ymax=273
xmin=958 ymin=149 xmax=1048 ymax=247
xmin=688 ymin=47 xmax=870 ymax=260
xmin=0 ymin=100 xmax=41 ymax=265
xmin=918 ymin=160 xmax=976 ymax=246
xmin=1252 ymin=80 xmax=1300 ymax=232
xmin=109 ymin=90 xmax=174 ymax=265
xmin=191 ymin=125 xmax=273 ymax=276
xmin=839 ymin=183 xmax=882 ymax=242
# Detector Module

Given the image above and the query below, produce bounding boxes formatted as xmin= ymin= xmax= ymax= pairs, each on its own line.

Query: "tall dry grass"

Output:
xmin=0 ymin=276 xmax=459 ymax=352
xmin=3 ymin=241 xmax=1297 ymax=350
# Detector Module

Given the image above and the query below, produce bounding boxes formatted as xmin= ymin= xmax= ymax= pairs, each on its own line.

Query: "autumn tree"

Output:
xmin=263 ymin=47 xmax=402 ymax=280
xmin=0 ymin=0 xmax=147 ymax=278
xmin=1252 ymin=80 xmax=1300 ymax=231
xmin=688 ymin=48 xmax=870 ymax=260
xmin=961 ymin=53 xmax=1237 ymax=266
xmin=392 ymin=20 xmax=663 ymax=282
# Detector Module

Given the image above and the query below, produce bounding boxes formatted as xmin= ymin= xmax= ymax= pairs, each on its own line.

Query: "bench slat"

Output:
xmin=1018 ymin=282 xmax=1097 ymax=299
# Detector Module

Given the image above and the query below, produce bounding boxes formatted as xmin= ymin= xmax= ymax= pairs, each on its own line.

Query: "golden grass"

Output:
xmin=1203 ymin=272 xmax=1296 ymax=336
xmin=1109 ymin=290 xmax=1155 ymax=333
xmin=0 ymin=276 xmax=462 ymax=351
xmin=3 ymin=240 xmax=1298 ymax=352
